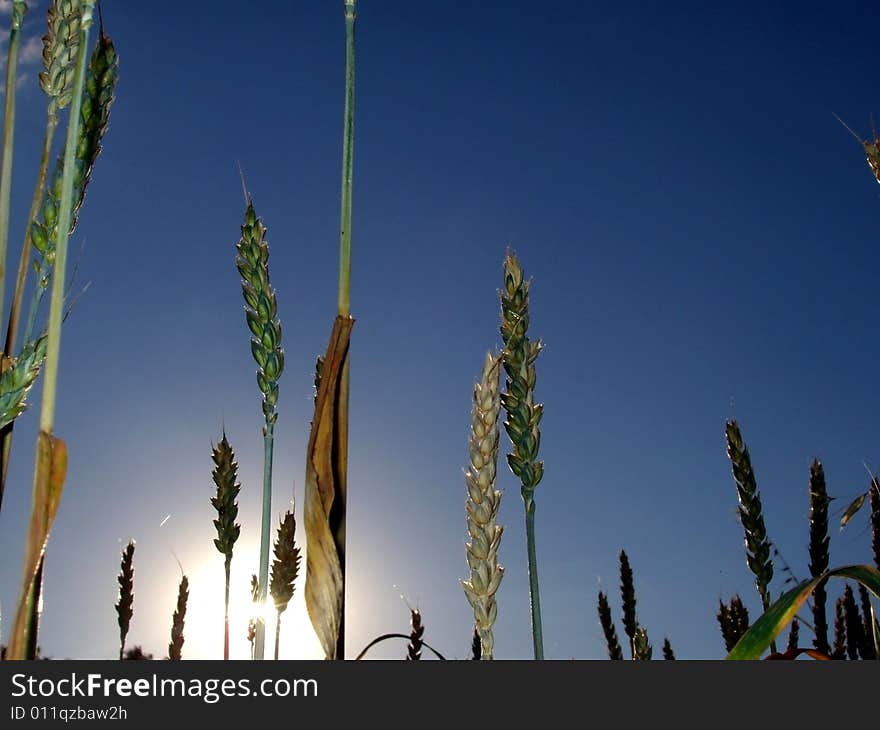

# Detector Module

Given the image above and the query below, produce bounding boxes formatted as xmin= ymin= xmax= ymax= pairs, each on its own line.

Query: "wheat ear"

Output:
xmin=461 ymin=352 xmax=503 ymax=660
xmin=808 ymin=459 xmax=830 ymax=654
xmin=724 ymin=420 xmax=774 ymax=654
xmin=115 ymin=540 xmax=134 ymax=660
xmin=618 ymin=550 xmax=639 ymax=657
xmin=211 ymin=432 xmax=240 ymax=660
xmin=406 ymin=610 xmax=424 ymax=660
xmin=597 ymin=591 xmax=623 ymax=660
xmin=270 ymin=510 xmax=301 ymax=660
xmin=499 ymin=250 xmax=545 ymax=659
xmin=236 ymin=200 xmax=284 ymax=660
xmin=168 ymin=575 xmax=189 ymax=661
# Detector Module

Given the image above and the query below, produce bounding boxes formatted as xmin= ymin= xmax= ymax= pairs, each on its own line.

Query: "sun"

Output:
xmin=183 ymin=554 xmax=323 ymax=660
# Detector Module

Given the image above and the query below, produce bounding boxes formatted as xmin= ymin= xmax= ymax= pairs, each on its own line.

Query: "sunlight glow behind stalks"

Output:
xmin=184 ymin=557 xmax=322 ymax=660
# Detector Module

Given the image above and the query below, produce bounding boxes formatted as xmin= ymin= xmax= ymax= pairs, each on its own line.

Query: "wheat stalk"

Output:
xmin=270 ymin=510 xmax=301 ymax=660
xmin=235 ymin=199 xmax=284 ymax=660
xmin=115 ymin=540 xmax=134 ymax=660
xmin=168 ymin=575 xmax=189 ymax=661
xmin=9 ymin=0 xmax=96 ymax=659
xmin=499 ymin=250 xmax=544 ymax=659
xmin=211 ymin=432 xmax=240 ymax=660
xmin=724 ymin=420 xmax=775 ymax=655
xmin=597 ymin=591 xmax=623 ymax=660
xmin=1 ymin=6 xmax=115 ymax=508
xmin=0 ymin=1 xmax=30 ymax=336
xmin=808 ymin=459 xmax=830 ymax=655
xmin=4 ymin=0 xmax=81 ymax=367
xmin=461 ymin=351 xmax=503 ymax=660
xmin=661 ymin=638 xmax=675 ymax=660
xmin=22 ymin=22 xmax=118 ymax=349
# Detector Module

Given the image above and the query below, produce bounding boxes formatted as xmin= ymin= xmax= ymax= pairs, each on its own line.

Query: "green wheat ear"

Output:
xmin=235 ymin=199 xmax=284 ymax=661
xmin=499 ymin=250 xmax=545 ymax=659
xmin=24 ymin=27 xmax=119 ymax=345
xmin=235 ymin=201 xmax=284 ymax=426
xmin=0 ymin=336 xmax=47 ymax=430
xmin=41 ymin=1 xmax=83 ymax=117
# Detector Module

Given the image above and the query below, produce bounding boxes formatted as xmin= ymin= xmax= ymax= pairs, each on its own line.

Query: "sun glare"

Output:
xmin=184 ymin=555 xmax=323 ymax=660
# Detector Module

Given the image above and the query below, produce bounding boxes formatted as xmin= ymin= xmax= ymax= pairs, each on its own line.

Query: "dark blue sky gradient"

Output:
xmin=1 ymin=1 xmax=878 ymax=659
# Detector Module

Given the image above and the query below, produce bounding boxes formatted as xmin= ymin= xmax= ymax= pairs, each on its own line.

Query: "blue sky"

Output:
xmin=0 ymin=0 xmax=878 ymax=660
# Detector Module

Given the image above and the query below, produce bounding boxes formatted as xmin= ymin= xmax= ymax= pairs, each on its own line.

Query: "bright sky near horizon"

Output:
xmin=0 ymin=0 xmax=878 ymax=660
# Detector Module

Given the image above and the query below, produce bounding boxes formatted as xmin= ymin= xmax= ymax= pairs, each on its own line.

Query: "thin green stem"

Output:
xmin=38 ymin=1 xmax=95 ymax=433
xmin=254 ymin=424 xmax=275 ymax=660
xmin=23 ymin=554 xmax=44 ymax=659
xmin=20 ymin=2 xmax=94 ymax=657
xmin=6 ymin=118 xmax=57 ymax=359
xmin=0 ymin=118 xmax=58 ymax=510
xmin=223 ymin=557 xmax=231 ymax=660
xmin=274 ymin=612 xmax=281 ymax=661
xmin=523 ymin=489 xmax=544 ymax=659
xmin=0 ymin=5 xmax=26 ymax=334
xmin=337 ymin=0 xmax=356 ymax=316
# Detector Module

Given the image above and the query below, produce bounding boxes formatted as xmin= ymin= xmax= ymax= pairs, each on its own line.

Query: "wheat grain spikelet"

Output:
xmin=0 ymin=335 xmax=47 ymax=429
xmin=724 ymin=420 xmax=774 ymax=611
xmin=270 ymin=510 xmax=301 ymax=615
xmin=168 ymin=575 xmax=189 ymax=661
xmin=115 ymin=540 xmax=134 ymax=660
xmin=461 ymin=352 xmax=503 ymax=660
xmin=211 ymin=433 xmax=241 ymax=559
xmin=40 ymin=1 xmax=82 ymax=115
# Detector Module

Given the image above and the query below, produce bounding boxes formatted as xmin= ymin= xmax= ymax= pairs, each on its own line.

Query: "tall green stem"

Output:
xmin=274 ymin=612 xmax=282 ymax=661
xmin=0 ymin=119 xmax=58 ymax=510
xmin=338 ymin=0 xmax=356 ymax=317
xmin=0 ymin=2 xmax=27 ymax=334
xmin=19 ymin=3 xmax=94 ymax=657
xmin=254 ymin=424 xmax=275 ymax=660
xmin=223 ymin=557 xmax=231 ymax=660
xmin=330 ymin=0 xmax=356 ymax=661
xmin=39 ymin=2 xmax=94 ymax=433
xmin=523 ymin=490 xmax=544 ymax=659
